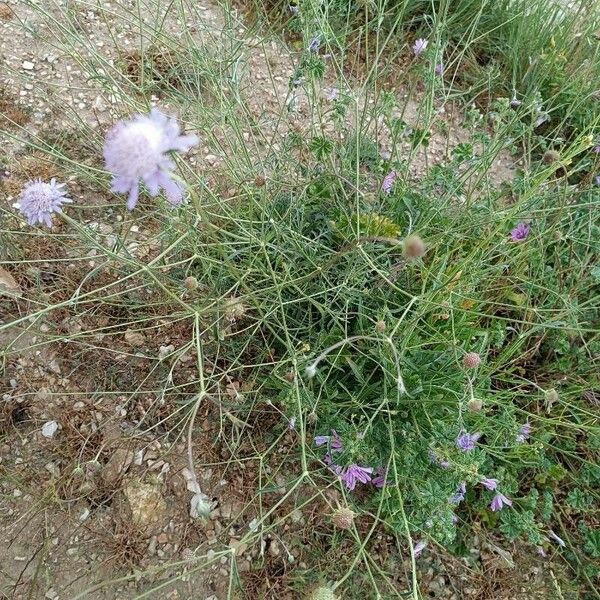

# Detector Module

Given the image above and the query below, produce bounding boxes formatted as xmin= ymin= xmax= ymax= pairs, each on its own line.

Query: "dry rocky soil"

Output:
xmin=0 ymin=1 xmax=577 ymax=598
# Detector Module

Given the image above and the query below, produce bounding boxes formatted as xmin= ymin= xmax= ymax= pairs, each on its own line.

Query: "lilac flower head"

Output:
xmin=104 ymin=108 xmax=198 ymax=210
xmin=288 ymin=4 xmax=299 ymax=14
xmin=340 ymin=464 xmax=373 ymax=491
xmin=372 ymin=467 xmax=391 ymax=488
xmin=510 ymin=222 xmax=530 ymax=242
xmin=429 ymin=448 xmax=451 ymax=469
xmin=490 ymin=493 xmax=512 ymax=512
xmin=308 ymin=35 xmax=322 ymax=53
xmin=15 ymin=178 xmax=72 ymax=227
xmin=481 ymin=478 xmax=498 ymax=491
xmin=516 ymin=421 xmax=532 ymax=443
xmin=456 ymin=431 xmax=482 ymax=452
xmin=434 ymin=63 xmax=444 ymax=76
xmin=288 ymin=416 xmax=296 ymax=431
xmin=325 ymin=87 xmax=339 ymax=101
xmin=314 ymin=430 xmax=343 ymax=452
xmin=381 ymin=170 xmax=397 ymax=194
xmin=413 ymin=539 xmax=427 ymax=556
xmin=413 ymin=38 xmax=428 ymax=57
xmin=450 ymin=482 xmax=467 ymax=504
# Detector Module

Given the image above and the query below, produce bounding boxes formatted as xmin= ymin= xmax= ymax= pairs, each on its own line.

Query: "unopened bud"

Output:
xmin=403 ymin=234 xmax=426 ymax=259
xmin=463 ymin=352 xmax=481 ymax=369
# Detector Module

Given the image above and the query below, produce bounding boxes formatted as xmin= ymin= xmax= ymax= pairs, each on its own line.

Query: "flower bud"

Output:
xmin=403 ymin=234 xmax=426 ymax=259
xmin=463 ymin=352 xmax=481 ymax=369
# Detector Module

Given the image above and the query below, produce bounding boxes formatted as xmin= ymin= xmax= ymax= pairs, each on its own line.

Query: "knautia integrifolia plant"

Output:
xmin=103 ymin=108 xmax=198 ymax=210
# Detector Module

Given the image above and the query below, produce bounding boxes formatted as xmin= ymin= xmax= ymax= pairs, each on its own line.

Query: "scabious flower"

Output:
xmin=315 ymin=430 xmax=343 ymax=451
xmin=516 ymin=421 xmax=532 ymax=443
xmin=456 ymin=431 xmax=482 ymax=452
xmin=372 ymin=467 xmax=390 ymax=488
xmin=510 ymin=222 xmax=530 ymax=242
xmin=413 ymin=539 xmax=427 ymax=556
xmin=429 ymin=448 xmax=451 ymax=469
xmin=325 ymin=87 xmax=339 ymax=101
xmin=288 ymin=417 xmax=297 ymax=431
xmin=481 ymin=478 xmax=498 ymax=491
xmin=413 ymin=38 xmax=428 ymax=57
xmin=103 ymin=108 xmax=198 ymax=210
xmin=434 ymin=63 xmax=444 ymax=76
xmin=340 ymin=464 xmax=373 ymax=491
xmin=15 ymin=179 xmax=72 ymax=227
xmin=490 ymin=493 xmax=512 ymax=511
xmin=381 ymin=169 xmax=397 ymax=194
xmin=450 ymin=482 xmax=467 ymax=504
xmin=308 ymin=35 xmax=322 ymax=53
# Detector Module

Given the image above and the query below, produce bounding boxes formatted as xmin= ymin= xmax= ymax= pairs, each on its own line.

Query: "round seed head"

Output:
xmin=375 ymin=320 xmax=386 ymax=333
xmin=463 ymin=352 xmax=481 ymax=369
xmin=307 ymin=587 xmax=339 ymax=600
xmin=307 ymin=411 xmax=318 ymax=424
xmin=184 ymin=276 xmax=198 ymax=290
xmin=543 ymin=150 xmax=560 ymax=164
xmin=331 ymin=507 xmax=356 ymax=530
xmin=468 ymin=398 xmax=483 ymax=412
xmin=403 ymin=234 xmax=426 ymax=259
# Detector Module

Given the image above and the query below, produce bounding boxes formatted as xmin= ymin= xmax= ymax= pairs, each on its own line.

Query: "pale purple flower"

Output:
xmin=450 ymin=482 xmax=466 ymax=504
xmin=456 ymin=431 xmax=482 ymax=452
xmin=308 ymin=36 xmax=321 ymax=53
xmin=288 ymin=417 xmax=296 ymax=431
xmin=481 ymin=478 xmax=498 ymax=491
xmin=14 ymin=178 xmax=72 ymax=227
xmin=289 ymin=4 xmax=299 ymax=14
xmin=103 ymin=108 xmax=198 ymax=210
xmin=314 ymin=430 xmax=343 ymax=451
xmin=381 ymin=170 xmax=397 ymax=194
xmin=490 ymin=493 xmax=512 ymax=511
xmin=372 ymin=467 xmax=391 ymax=488
xmin=325 ymin=87 xmax=339 ymax=101
xmin=510 ymin=222 xmax=530 ymax=242
xmin=548 ymin=530 xmax=566 ymax=547
xmin=516 ymin=421 xmax=532 ymax=443
xmin=323 ymin=453 xmax=343 ymax=475
xmin=413 ymin=38 xmax=428 ymax=57
xmin=413 ymin=539 xmax=427 ymax=556
xmin=537 ymin=546 xmax=547 ymax=557
xmin=428 ymin=449 xmax=450 ymax=469
xmin=340 ymin=464 xmax=373 ymax=490
xmin=434 ymin=63 xmax=444 ymax=76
